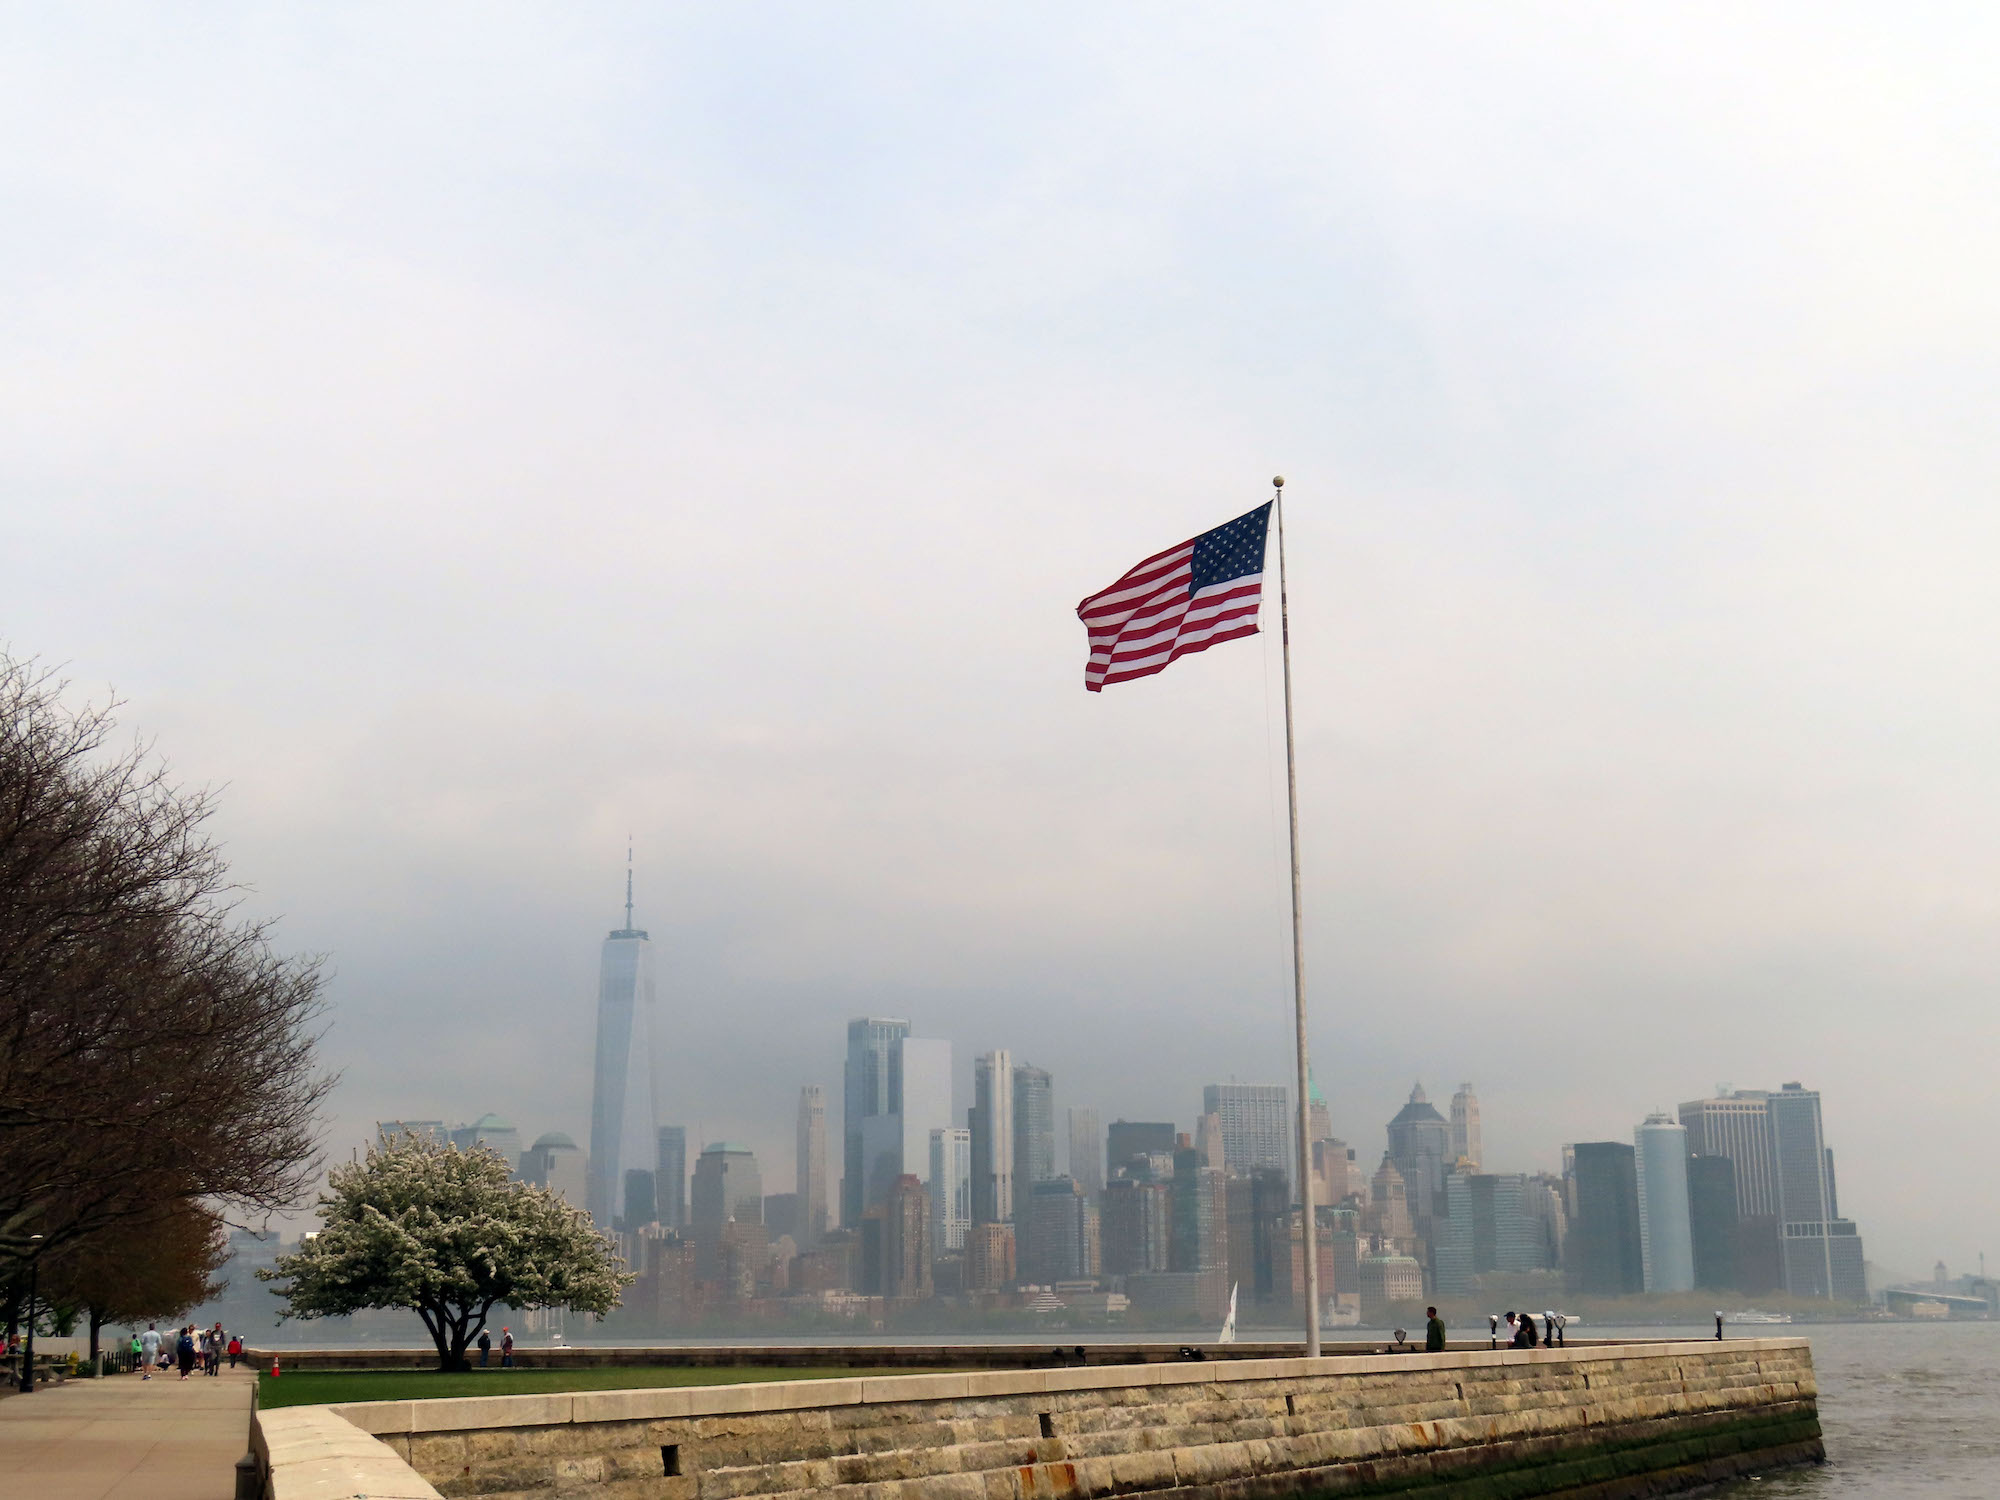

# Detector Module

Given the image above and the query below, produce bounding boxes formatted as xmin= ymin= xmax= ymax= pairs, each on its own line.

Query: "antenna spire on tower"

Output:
xmin=625 ymin=836 xmax=634 ymax=930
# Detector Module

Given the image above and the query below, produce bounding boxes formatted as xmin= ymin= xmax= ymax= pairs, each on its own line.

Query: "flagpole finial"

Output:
xmin=1272 ymin=475 xmax=1285 ymax=489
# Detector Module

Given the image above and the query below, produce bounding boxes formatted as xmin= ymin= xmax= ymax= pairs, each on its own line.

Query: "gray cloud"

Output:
xmin=4 ymin=5 xmax=1997 ymax=1275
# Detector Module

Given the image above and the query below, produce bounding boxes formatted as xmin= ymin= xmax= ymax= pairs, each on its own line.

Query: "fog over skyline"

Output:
xmin=6 ymin=7 xmax=1998 ymax=1276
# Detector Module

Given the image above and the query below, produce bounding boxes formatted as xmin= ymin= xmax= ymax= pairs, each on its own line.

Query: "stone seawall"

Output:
xmin=248 ymin=1343 xmax=1337 ymax=1373
xmin=260 ymin=1339 xmax=1821 ymax=1500
xmin=244 ymin=1342 xmax=1635 ymax=1373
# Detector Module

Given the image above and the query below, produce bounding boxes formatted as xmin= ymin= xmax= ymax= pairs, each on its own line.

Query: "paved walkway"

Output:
xmin=0 ymin=1362 xmax=256 ymax=1500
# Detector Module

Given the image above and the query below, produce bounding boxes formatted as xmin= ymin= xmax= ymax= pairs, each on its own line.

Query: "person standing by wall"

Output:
xmin=1425 ymin=1306 xmax=1447 ymax=1352
xmin=500 ymin=1327 xmax=513 ymax=1368
xmin=477 ymin=1328 xmax=491 ymax=1367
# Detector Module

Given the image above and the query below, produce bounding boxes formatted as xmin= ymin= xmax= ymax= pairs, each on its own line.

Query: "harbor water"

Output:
xmin=1589 ymin=1320 xmax=1999 ymax=1498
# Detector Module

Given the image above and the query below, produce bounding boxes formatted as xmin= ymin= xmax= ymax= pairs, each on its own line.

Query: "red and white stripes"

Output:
xmin=1076 ymin=537 xmax=1264 ymax=692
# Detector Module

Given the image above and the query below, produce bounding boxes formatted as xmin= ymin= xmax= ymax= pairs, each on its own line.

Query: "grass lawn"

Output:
xmin=257 ymin=1365 xmax=883 ymax=1410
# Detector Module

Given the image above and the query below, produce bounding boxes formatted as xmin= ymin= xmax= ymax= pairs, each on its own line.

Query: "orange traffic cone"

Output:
xmin=271 ymin=1355 xmax=281 ymax=1378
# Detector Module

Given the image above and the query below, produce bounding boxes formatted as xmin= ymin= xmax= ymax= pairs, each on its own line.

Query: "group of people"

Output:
xmin=474 ymin=1326 xmax=515 ymax=1367
xmin=1414 ymin=1307 xmax=1570 ymax=1352
xmin=1495 ymin=1310 xmax=1565 ymax=1348
xmin=133 ymin=1321 xmax=241 ymax=1379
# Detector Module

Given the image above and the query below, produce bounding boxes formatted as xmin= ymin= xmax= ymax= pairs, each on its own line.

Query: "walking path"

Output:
xmin=0 ymin=1361 xmax=256 ymax=1500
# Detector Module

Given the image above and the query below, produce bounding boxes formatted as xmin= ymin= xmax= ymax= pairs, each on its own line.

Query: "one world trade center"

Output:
xmin=587 ymin=859 xmax=658 ymax=1229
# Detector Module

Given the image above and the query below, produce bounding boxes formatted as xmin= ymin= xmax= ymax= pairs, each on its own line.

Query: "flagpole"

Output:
xmin=1273 ymin=476 xmax=1322 ymax=1358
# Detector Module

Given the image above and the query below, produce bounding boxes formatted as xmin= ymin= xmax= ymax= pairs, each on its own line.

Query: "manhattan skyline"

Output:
xmin=5 ymin=8 xmax=1997 ymax=1276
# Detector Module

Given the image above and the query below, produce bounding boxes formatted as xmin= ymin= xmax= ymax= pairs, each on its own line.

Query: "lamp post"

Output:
xmin=22 ymin=1232 xmax=45 ymax=1394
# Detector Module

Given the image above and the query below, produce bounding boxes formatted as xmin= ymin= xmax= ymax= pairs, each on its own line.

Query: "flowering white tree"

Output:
xmin=262 ymin=1132 xmax=629 ymax=1370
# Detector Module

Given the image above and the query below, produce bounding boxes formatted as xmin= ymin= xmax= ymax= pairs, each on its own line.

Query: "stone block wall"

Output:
xmin=283 ymin=1339 xmax=1819 ymax=1500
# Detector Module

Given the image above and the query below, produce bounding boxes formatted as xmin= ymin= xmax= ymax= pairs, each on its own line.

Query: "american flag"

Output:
xmin=1076 ymin=502 xmax=1273 ymax=691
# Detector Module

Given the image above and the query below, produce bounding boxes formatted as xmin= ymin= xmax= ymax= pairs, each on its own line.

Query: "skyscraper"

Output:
xmin=1167 ymin=1143 xmax=1230 ymax=1323
xmin=1678 ymin=1090 xmax=1779 ymax=1218
xmin=587 ymin=861 xmax=657 ymax=1229
xmin=450 ymin=1114 xmax=524 ymax=1173
xmin=1100 ymin=1178 xmax=1171 ymax=1275
xmin=1433 ymin=1172 xmax=1546 ymax=1294
xmin=899 ymin=1038 xmax=954 ymax=1200
xmin=879 ymin=1175 xmax=932 ymax=1300
xmin=1680 ymin=1083 xmax=1863 ymax=1301
xmin=1386 ymin=1084 xmax=1452 ymax=1220
xmin=656 ymin=1126 xmax=687 ymax=1230
xmin=965 ymin=1222 xmax=1016 ymax=1293
xmin=622 ymin=1169 xmax=657 ymax=1229
xmin=1170 ymin=1143 xmax=1227 ymax=1274
xmin=1305 ymin=1074 xmax=1333 ymax=1149
xmin=689 ymin=1142 xmax=762 ymax=1278
xmin=1634 ymin=1113 xmax=1695 ymax=1293
xmin=1012 ymin=1063 xmax=1056 ymax=1218
xmin=1223 ymin=1168 xmax=1290 ymax=1305
xmin=691 ymin=1143 xmax=763 ymax=1225
xmin=1202 ymin=1084 xmax=1292 ymax=1186
xmin=1194 ymin=1111 xmax=1224 ymax=1169
xmin=1567 ymin=1142 xmax=1643 ymax=1295
xmin=1066 ymin=1107 xmax=1103 ymax=1199
xmin=1024 ymin=1177 xmax=1099 ymax=1284
xmin=520 ymin=1131 xmax=586 ymax=1208
xmin=1449 ymin=1083 xmax=1481 ymax=1169
xmin=1312 ymin=1137 xmax=1357 ymax=1208
xmin=1107 ymin=1120 xmax=1176 ymax=1176
xmin=796 ymin=1086 xmax=828 ymax=1249
xmin=969 ymin=1050 xmax=1014 ymax=1224
xmin=1364 ymin=1154 xmax=1413 ymax=1245
xmin=841 ymin=1017 xmax=909 ymax=1228
xmin=1687 ymin=1154 xmax=1739 ymax=1291
xmin=1768 ymin=1082 xmax=1866 ymax=1302
xmin=851 ymin=1034 xmax=952 ymax=1214
xmin=930 ymin=1126 xmax=971 ymax=1253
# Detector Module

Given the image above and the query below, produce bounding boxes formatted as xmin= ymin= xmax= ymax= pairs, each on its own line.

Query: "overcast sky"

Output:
xmin=6 ymin=6 xmax=1998 ymax=1277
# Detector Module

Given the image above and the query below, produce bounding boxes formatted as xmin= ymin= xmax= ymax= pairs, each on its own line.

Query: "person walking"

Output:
xmin=500 ymin=1328 xmax=513 ymax=1369
xmin=140 ymin=1323 xmax=161 ymax=1381
xmin=175 ymin=1325 xmax=196 ymax=1380
xmin=1424 ymin=1306 xmax=1447 ymax=1353
xmin=211 ymin=1323 xmax=226 ymax=1375
xmin=228 ymin=1333 xmax=242 ymax=1369
xmin=477 ymin=1328 xmax=491 ymax=1367
xmin=129 ymin=1331 xmax=143 ymax=1376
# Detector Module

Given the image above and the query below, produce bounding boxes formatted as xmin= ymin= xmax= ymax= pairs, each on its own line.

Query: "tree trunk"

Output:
xmin=417 ymin=1305 xmax=463 ymax=1371
xmin=89 ymin=1307 xmax=103 ymax=1362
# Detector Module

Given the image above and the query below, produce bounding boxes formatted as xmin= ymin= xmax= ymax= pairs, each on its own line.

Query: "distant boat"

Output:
xmin=1726 ymin=1309 xmax=1793 ymax=1324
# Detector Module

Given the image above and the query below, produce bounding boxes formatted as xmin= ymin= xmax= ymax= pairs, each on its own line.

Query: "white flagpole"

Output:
xmin=1274 ymin=475 xmax=1322 ymax=1358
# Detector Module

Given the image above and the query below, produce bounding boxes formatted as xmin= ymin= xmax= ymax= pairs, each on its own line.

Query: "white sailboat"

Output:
xmin=1218 ymin=1283 xmax=1239 ymax=1344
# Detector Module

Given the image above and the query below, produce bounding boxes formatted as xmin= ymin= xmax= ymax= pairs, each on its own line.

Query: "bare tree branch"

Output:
xmin=0 ymin=652 xmax=335 ymax=1274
